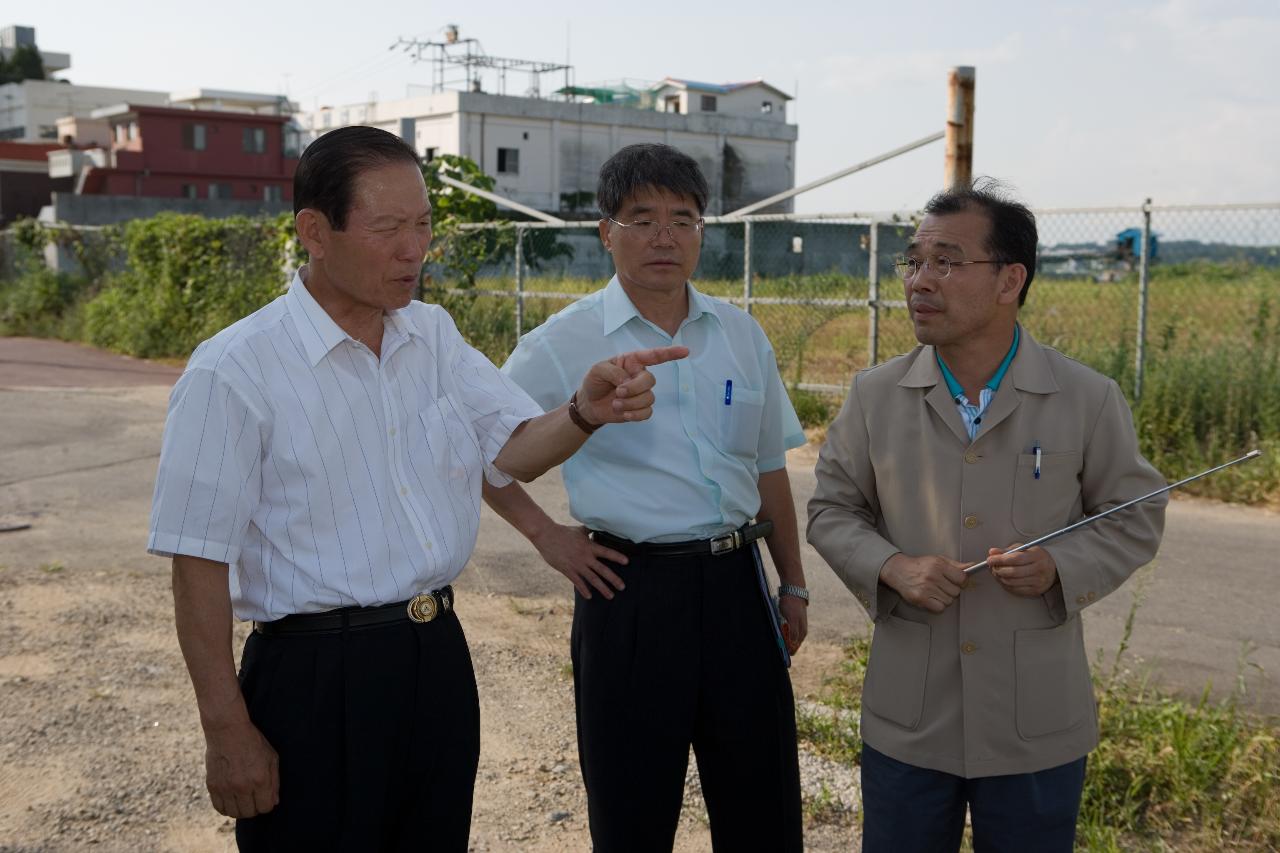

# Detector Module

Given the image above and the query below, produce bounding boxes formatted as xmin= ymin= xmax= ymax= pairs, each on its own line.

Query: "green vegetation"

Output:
xmin=795 ymin=585 xmax=1280 ymax=850
xmin=0 ymin=42 xmax=45 ymax=83
xmin=0 ymin=213 xmax=299 ymax=358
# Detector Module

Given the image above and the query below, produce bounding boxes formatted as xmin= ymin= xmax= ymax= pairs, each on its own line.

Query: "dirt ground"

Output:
xmin=0 ymin=555 xmax=856 ymax=852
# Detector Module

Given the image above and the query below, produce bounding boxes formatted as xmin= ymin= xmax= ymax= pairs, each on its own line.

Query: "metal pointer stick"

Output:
xmin=963 ymin=449 xmax=1262 ymax=576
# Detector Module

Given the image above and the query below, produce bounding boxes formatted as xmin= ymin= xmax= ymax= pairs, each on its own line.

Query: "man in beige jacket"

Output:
xmin=807 ymin=181 xmax=1166 ymax=852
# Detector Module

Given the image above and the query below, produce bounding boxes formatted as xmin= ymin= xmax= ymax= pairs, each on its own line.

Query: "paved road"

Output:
xmin=2 ymin=337 xmax=1277 ymax=712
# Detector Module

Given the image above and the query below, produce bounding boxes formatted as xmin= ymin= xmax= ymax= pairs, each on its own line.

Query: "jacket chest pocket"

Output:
xmin=1010 ymin=451 xmax=1081 ymax=539
xmin=417 ymin=395 xmax=481 ymax=484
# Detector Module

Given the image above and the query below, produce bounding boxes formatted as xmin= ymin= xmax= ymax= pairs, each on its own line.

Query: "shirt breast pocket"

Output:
xmin=718 ymin=385 xmax=765 ymax=457
xmin=1010 ymin=450 xmax=1081 ymax=539
xmin=418 ymin=396 xmax=481 ymax=484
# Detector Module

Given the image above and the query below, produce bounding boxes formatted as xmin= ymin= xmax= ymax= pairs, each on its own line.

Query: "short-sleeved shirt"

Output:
xmin=503 ymin=276 xmax=804 ymax=543
xmin=148 ymin=268 xmax=543 ymax=621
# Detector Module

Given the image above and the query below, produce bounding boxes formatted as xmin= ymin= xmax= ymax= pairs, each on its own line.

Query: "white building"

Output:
xmin=295 ymin=78 xmax=797 ymax=216
xmin=0 ymin=25 xmax=170 ymax=142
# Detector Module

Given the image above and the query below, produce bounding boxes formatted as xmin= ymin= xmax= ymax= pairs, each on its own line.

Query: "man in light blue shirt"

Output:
xmin=484 ymin=143 xmax=808 ymax=852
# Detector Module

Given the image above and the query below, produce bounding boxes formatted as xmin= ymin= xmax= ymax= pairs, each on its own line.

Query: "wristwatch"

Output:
xmin=778 ymin=584 xmax=810 ymax=604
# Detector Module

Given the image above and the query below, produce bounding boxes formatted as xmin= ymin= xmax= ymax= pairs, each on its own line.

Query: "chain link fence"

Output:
xmin=427 ymin=203 xmax=1280 ymax=401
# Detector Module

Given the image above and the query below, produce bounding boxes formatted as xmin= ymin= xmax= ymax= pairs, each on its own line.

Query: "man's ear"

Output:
xmin=295 ymin=209 xmax=329 ymax=260
xmin=996 ymin=263 xmax=1027 ymax=306
xmin=598 ymin=218 xmax=612 ymax=253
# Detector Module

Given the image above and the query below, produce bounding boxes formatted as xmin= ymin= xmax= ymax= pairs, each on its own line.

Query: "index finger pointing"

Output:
xmin=621 ymin=346 xmax=689 ymax=371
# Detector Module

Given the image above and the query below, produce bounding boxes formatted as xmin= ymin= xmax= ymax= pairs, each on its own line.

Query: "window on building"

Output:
xmin=283 ymin=127 xmax=301 ymax=158
xmin=242 ymin=127 xmax=267 ymax=154
xmin=181 ymin=184 xmax=198 ymax=200
xmin=115 ymin=123 xmax=129 ymax=145
xmin=664 ymin=95 xmax=681 ymax=114
xmin=424 ymin=147 xmax=438 ymax=162
xmin=700 ymin=95 xmax=717 ymax=112
xmin=183 ymin=123 xmax=207 ymax=151
xmin=208 ymin=183 xmax=233 ymax=200
xmin=127 ymin=121 xmax=138 ymax=141
xmin=761 ymin=100 xmax=773 ymax=114
xmin=264 ymin=185 xmax=283 ymax=203
xmin=497 ymin=147 xmax=519 ymax=174
xmin=791 ymin=236 xmax=804 ymax=254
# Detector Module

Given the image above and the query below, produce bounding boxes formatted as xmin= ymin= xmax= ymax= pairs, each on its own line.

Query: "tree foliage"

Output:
xmin=0 ymin=44 xmax=46 ymax=83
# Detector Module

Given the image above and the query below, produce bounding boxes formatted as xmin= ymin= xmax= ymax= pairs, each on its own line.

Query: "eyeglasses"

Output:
xmin=608 ymin=217 xmax=705 ymax=242
xmin=894 ymin=255 xmax=1003 ymax=280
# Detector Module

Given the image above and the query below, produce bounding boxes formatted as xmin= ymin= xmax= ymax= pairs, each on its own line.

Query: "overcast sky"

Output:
xmin=22 ymin=0 xmax=1280 ymax=213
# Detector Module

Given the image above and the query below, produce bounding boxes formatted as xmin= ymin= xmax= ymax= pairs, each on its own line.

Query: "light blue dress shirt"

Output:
xmin=503 ymin=276 xmax=805 ymax=543
xmin=935 ymin=325 xmax=1020 ymax=441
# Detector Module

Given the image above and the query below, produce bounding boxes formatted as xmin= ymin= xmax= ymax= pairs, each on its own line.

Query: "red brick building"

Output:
xmin=78 ymin=104 xmax=297 ymax=202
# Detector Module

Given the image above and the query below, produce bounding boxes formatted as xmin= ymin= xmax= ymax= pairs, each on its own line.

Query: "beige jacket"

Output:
xmin=807 ymin=329 xmax=1166 ymax=777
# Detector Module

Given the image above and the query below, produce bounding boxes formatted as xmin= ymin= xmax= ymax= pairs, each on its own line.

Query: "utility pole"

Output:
xmin=944 ymin=66 xmax=975 ymax=189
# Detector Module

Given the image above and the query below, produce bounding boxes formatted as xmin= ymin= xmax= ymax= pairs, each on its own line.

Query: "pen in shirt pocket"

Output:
xmin=1033 ymin=440 xmax=1042 ymax=479
xmin=724 ymin=379 xmax=733 ymax=406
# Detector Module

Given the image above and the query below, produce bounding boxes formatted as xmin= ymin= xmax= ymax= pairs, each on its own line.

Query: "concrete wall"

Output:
xmin=455 ymin=221 xmax=908 ymax=285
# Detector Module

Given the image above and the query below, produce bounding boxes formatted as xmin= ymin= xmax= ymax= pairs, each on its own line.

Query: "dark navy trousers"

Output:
xmin=860 ymin=742 xmax=1087 ymax=853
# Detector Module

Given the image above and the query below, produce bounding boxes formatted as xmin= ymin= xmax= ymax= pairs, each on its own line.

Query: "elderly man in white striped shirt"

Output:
xmin=148 ymin=125 xmax=685 ymax=851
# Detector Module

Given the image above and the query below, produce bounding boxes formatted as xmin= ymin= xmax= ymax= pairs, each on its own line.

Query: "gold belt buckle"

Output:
xmin=407 ymin=593 xmax=439 ymax=623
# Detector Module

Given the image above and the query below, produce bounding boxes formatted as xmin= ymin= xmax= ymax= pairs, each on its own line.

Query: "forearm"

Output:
xmin=492 ymin=403 xmax=588 ymax=482
xmin=172 ymin=555 xmax=250 ymax=733
xmin=482 ymin=479 xmax=558 ymax=542
xmin=757 ymin=468 xmax=805 ymax=587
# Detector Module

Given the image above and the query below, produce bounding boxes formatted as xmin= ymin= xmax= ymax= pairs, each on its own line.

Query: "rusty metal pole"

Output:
xmin=944 ymin=67 xmax=976 ymax=189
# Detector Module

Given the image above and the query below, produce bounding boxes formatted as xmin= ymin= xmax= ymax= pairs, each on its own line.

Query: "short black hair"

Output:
xmin=597 ymin=143 xmax=710 ymax=218
xmin=294 ymin=126 xmax=421 ymax=231
xmin=923 ymin=178 xmax=1038 ymax=305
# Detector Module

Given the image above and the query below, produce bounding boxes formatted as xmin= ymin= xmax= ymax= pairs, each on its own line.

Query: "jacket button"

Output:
xmin=1076 ymin=595 xmax=1088 ymax=605
xmin=963 ymin=515 xmax=979 ymax=529
xmin=964 ymin=452 xmax=979 ymax=464
xmin=1087 ymin=591 xmax=1096 ymax=601
xmin=961 ymin=642 xmax=978 ymax=654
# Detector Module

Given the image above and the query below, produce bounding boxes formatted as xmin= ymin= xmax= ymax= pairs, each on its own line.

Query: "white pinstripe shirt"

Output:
xmin=148 ymin=268 xmax=543 ymax=622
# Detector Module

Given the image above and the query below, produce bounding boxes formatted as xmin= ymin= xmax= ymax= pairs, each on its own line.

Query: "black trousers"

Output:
xmin=234 ymin=610 xmax=480 ymax=852
xmin=571 ymin=543 xmax=804 ymax=852
xmin=861 ymin=743 xmax=1087 ymax=853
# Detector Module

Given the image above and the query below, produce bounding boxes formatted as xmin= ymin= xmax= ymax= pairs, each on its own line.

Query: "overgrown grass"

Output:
xmin=797 ymin=586 xmax=1280 ymax=850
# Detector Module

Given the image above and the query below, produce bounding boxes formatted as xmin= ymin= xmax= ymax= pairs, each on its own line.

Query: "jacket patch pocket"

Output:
xmin=1014 ymin=620 xmax=1091 ymax=739
xmin=1010 ymin=451 xmax=1081 ymax=539
xmin=864 ymin=614 xmax=931 ymax=730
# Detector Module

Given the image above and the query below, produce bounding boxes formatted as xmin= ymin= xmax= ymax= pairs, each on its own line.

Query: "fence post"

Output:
xmin=1134 ymin=199 xmax=1152 ymax=401
xmin=743 ymin=220 xmax=754 ymax=316
xmin=514 ymin=225 xmax=525 ymax=339
xmin=867 ymin=221 xmax=880 ymax=366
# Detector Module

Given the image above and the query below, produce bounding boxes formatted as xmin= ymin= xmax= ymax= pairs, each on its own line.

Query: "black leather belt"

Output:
xmin=590 ymin=521 xmax=773 ymax=558
xmin=253 ymin=586 xmax=455 ymax=636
